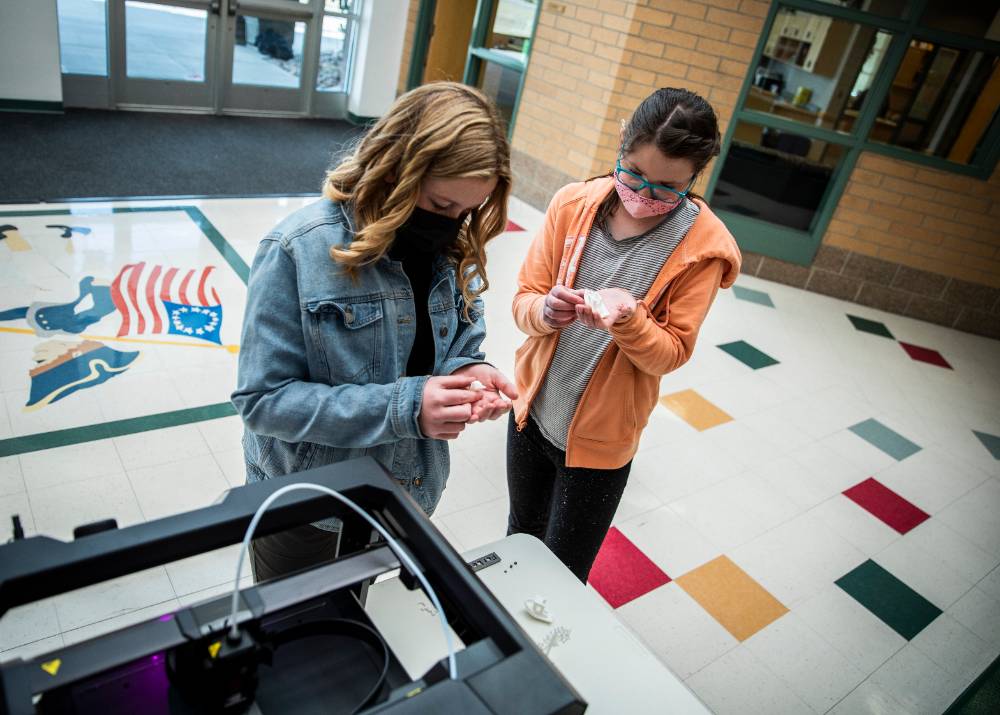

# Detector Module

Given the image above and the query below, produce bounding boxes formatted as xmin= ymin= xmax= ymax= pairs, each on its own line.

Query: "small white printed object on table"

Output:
xmin=364 ymin=533 xmax=711 ymax=714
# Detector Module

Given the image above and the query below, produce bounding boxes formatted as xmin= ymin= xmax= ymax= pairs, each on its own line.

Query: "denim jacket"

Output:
xmin=231 ymin=199 xmax=488 ymax=525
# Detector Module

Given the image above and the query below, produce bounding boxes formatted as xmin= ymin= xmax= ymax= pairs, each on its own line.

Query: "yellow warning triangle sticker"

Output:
xmin=41 ymin=659 xmax=61 ymax=676
xmin=208 ymin=642 xmax=222 ymax=659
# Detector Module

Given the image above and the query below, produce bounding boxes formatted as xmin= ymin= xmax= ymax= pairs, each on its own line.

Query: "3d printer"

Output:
xmin=0 ymin=457 xmax=586 ymax=714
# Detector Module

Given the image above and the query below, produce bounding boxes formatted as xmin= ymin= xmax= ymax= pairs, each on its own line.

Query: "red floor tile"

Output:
xmin=899 ymin=342 xmax=952 ymax=369
xmin=843 ymin=478 xmax=930 ymax=534
xmin=588 ymin=527 xmax=671 ymax=608
xmin=505 ymin=219 xmax=524 ymax=232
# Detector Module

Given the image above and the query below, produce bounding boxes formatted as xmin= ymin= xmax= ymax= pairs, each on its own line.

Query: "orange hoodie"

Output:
xmin=512 ymin=177 xmax=742 ymax=469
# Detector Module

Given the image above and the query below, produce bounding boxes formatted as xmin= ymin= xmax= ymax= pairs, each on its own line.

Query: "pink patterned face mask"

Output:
xmin=614 ymin=173 xmax=680 ymax=218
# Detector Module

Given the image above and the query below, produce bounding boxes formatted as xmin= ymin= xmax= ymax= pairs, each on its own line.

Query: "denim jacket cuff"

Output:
xmin=440 ymin=358 xmax=491 ymax=376
xmin=392 ymin=375 xmax=429 ymax=439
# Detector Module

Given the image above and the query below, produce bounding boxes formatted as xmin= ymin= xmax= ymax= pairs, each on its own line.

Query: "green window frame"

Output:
xmin=705 ymin=0 xmax=1000 ymax=266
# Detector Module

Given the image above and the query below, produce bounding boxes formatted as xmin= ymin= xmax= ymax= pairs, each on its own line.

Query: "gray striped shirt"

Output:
xmin=531 ymin=199 xmax=699 ymax=450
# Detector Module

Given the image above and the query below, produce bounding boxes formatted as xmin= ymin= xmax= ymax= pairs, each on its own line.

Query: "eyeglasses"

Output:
xmin=615 ymin=159 xmax=694 ymax=203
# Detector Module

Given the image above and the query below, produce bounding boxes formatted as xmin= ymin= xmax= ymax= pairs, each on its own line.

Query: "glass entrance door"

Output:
xmin=57 ymin=0 xmax=359 ymax=116
xmin=115 ymin=0 xmax=220 ymax=110
xmin=219 ymin=0 xmax=315 ymax=114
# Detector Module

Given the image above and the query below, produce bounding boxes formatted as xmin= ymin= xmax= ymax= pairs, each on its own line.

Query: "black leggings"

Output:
xmin=506 ymin=414 xmax=631 ymax=583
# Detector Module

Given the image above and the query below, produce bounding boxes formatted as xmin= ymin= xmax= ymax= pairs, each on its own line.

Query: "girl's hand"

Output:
xmin=419 ymin=375 xmax=478 ymax=439
xmin=542 ymin=285 xmax=585 ymax=328
xmin=451 ymin=364 xmax=519 ymax=423
xmin=575 ymin=288 xmax=637 ymax=330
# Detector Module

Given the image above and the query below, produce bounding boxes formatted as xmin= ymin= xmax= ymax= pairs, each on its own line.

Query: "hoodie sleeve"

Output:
xmin=512 ymin=190 xmax=568 ymax=338
xmin=608 ymin=258 xmax=726 ymax=376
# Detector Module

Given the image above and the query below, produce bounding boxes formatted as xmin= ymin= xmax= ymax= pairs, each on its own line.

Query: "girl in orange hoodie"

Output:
xmin=507 ymin=88 xmax=742 ymax=582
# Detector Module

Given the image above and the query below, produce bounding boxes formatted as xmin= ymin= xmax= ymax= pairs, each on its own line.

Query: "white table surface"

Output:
xmin=364 ymin=533 xmax=711 ymax=714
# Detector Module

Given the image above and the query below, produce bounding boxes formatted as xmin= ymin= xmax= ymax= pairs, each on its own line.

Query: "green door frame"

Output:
xmin=705 ymin=0 xmax=1000 ymax=266
xmin=406 ymin=0 xmax=436 ymax=91
xmin=405 ymin=0 xmax=542 ymax=138
xmin=462 ymin=0 xmax=543 ymax=139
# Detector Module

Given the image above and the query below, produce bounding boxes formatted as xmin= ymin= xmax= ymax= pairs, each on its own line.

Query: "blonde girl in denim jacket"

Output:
xmin=232 ymin=82 xmax=517 ymax=581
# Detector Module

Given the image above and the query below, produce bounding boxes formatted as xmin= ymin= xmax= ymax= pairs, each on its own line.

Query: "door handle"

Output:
xmin=210 ymin=0 xmax=220 ymax=14
xmin=228 ymin=0 xmax=238 ymax=16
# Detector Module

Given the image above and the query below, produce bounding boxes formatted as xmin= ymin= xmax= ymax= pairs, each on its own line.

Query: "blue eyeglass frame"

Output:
xmin=615 ymin=159 xmax=695 ymax=202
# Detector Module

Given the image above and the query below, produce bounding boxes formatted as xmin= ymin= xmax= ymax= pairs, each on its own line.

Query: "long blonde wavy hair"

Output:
xmin=324 ymin=82 xmax=511 ymax=315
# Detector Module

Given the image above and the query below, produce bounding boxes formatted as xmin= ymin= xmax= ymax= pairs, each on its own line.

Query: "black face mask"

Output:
xmin=393 ymin=206 xmax=465 ymax=256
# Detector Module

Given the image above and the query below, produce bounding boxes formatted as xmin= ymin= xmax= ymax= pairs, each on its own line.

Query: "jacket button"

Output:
xmin=413 ymin=477 xmax=422 ymax=487
xmin=344 ymin=307 xmax=354 ymax=323
xmin=439 ymin=325 xmax=448 ymax=338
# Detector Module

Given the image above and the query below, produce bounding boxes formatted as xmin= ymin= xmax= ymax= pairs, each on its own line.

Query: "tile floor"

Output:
xmin=1 ymin=195 xmax=998 ymax=713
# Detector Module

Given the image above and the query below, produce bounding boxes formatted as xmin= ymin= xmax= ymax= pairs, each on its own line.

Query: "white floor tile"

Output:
xmin=433 ymin=451 xmax=502 ymax=517
xmin=165 ymin=544 xmax=246 ymax=598
xmin=668 ymin=471 xmax=798 ymax=552
xmin=54 ymin=567 xmax=176 ymax=633
xmin=744 ymin=612 xmax=866 ymax=713
xmin=948 ymin=586 xmax=1000 ymax=648
xmin=809 ymin=495 xmax=901 ymax=557
xmin=685 ymin=644 xmax=817 ymax=715
xmin=790 ymin=438 xmax=872 ymax=501
xmin=0 ymin=455 xmax=25 ymax=497
xmin=794 ymin=585 xmax=906 ymax=676
xmin=617 ymin=506 xmax=721 ymax=578
xmin=197 ymin=415 xmax=246 ymax=453
xmin=617 ymin=582 xmax=739 ymax=679
xmin=740 ymin=406 xmax=817 ymax=453
xmin=827 ymin=679 xmax=914 ymax=715
xmin=900 ymin=520 xmax=998 ymax=587
xmin=0 ymin=491 xmax=33 ymax=539
xmin=935 ymin=479 xmax=1000 ymax=558
xmin=911 ymin=613 xmax=997 ymax=689
xmin=62 ymin=598 xmax=181 ymax=647
xmin=730 ymin=512 xmax=866 ymax=607
xmin=632 ymin=433 xmax=746 ymax=504
xmin=0 ymin=635 xmax=64 ymax=664
xmin=821 ymin=428 xmax=900 ymax=477
xmin=30 ymin=472 xmax=144 ymax=541
xmin=868 ymin=644 xmax=964 ymax=715
xmin=127 ymin=453 xmax=231 ymax=522
xmin=978 ymin=564 xmax=1000 ymax=602
xmin=703 ymin=420 xmax=785 ymax=471
xmin=874 ymin=536 xmax=975 ymax=611
xmin=213 ymin=447 xmax=247 ymax=488
xmin=20 ymin=439 xmax=124 ymax=491
xmin=438 ymin=497 xmax=508 ymax=552
xmin=0 ymin=599 xmax=61 ymax=652
xmin=113 ymin=424 xmax=211 ymax=471
xmin=429 ymin=517 xmax=467 ymax=554
xmin=176 ymin=577 xmax=252 ymax=607
xmin=877 ymin=447 xmax=990 ymax=515
xmin=611 ymin=477 xmax=663 ymax=524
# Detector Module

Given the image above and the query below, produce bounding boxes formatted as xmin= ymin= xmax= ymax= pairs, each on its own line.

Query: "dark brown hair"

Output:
xmin=594 ymin=87 xmax=721 ymax=223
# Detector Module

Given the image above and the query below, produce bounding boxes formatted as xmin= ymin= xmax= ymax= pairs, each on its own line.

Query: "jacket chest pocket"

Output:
xmin=306 ymin=298 xmax=384 ymax=384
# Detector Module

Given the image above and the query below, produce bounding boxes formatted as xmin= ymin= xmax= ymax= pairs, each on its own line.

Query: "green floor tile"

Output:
xmin=847 ymin=314 xmax=895 ymax=339
xmin=973 ymin=431 xmax=1000 ymax=460
xmin=733 ymin=285 xmax=775 ymax=308
xmin=836 ymin=559 xmax=941 ymax=640
xmin=849 ymin=419 xmax=922 ymax=461
xmin=717 ymin=340 xmax=779 ymax=369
